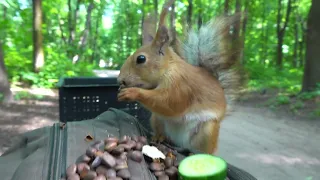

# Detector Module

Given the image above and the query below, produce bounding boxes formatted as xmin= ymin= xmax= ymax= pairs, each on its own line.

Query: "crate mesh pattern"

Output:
xmin=57 ymin=77 xmax=152 ymax=130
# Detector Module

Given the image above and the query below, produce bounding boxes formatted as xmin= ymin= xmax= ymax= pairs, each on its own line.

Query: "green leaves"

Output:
xmin=0 ymin=1 xmax=10 ymax=8
xmin=0 ymin=0 xmax=18 ymax=8
xmin=0 ymin=0 xmax=313 ymax=91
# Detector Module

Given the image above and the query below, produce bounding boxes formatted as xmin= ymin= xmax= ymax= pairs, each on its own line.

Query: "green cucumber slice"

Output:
xmin=178 ymin=154 xmax=227 ymax=180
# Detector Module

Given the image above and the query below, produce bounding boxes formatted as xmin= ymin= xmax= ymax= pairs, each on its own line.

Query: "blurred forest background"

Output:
xmin=0 ymin=0 xmax=319 ymax=117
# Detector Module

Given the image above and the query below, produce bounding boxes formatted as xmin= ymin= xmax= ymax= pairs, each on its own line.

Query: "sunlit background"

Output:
xmin=0 ymin=0 xmax=318 ymax=115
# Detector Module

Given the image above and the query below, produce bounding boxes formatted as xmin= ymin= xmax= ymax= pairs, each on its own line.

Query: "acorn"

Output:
xmin=104 ymin=141 xmax=118 ymax=152
xmin=129 ymin=150 xmax=143 ymax=163
xmin=111 ymin=146 xmax=125 ymax=156
xmin=149 ymin=162 xmax=165 ymax=172
xmin=116 ymin=169 xmax=131 ymax=179
xmin=104 ymin=137 xmax=119 ymax=144
xmin=66 ymin=164 xmax=77 ymax=176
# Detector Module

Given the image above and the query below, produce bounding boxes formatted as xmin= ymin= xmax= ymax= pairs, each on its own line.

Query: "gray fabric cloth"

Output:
xmin=0 ymin=108 xmax=257 ymax=180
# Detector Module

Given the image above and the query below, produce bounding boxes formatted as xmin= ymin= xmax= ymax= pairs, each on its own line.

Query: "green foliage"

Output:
xmin=21 ymin=60 xmax=96 ymax=88
xmin=289 ymin=100 xmax=304 ymax=115
xmin=14 ymin=91 xmax=44 ymax=100
xmin=275 ymin=95 xmax=291 ymax=105
xmin=266 ymin=85 xmax=320 ymax=116
xmin=314 ymin=106 xmax=320 ymax=117
xmin=245 ymin=62 xmax=303 ymax=94
xmin=5 ymin=45 xmax=96 ymax=88
xmin=0 ymin=0 xmax=319 ymax=120
xmin=290 ymin=100 xmax=304 ymax=110
xmin=0 ymin=0 xmax=313 ymax=95
xmin=298 ymin=91 xmax=320 ymax=100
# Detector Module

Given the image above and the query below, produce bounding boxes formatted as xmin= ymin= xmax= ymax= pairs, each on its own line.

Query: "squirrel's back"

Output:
xmin=177 ymin=16 xmax=247 ymax=112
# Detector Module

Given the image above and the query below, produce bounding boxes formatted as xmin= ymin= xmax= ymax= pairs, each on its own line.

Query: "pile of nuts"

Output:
xmin=63 ymin=135 xmax=181 ymax=180
xmin=146 ymin=143 xmax=181 ymax=180
xmin=64 ymin=135 xmax=146 ymax=180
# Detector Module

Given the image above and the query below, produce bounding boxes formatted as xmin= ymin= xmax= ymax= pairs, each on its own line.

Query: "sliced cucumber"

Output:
xmin=178 ymin=154 xmax=227 ymax=180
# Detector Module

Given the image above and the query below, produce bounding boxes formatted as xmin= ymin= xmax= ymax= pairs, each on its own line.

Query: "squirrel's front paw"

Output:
xmin=117 ymin=87 xmax=140 ymax=102
xmin=151 ymin=134 xmax=166 ymax=143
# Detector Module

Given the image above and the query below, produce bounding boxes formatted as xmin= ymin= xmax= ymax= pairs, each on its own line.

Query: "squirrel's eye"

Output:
xmin=136 ymin=55 xmax=146 ymax=64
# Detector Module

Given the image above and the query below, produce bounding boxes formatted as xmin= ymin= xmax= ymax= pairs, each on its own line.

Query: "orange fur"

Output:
xmin=117 ymin=0 xmax=244 ymax=154
xmin=118 ymin=46 xmax=226 ymax=154
xmin=190 ymin=120 xmax=222 ymax=154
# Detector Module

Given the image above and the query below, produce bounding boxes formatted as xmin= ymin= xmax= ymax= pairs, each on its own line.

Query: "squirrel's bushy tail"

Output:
xmin=180 ymin=16 xmax=247 ymax=112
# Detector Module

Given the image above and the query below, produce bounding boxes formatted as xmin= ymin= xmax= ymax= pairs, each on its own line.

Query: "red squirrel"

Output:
xmin=117 ymin=0 xmax=246 ymax=154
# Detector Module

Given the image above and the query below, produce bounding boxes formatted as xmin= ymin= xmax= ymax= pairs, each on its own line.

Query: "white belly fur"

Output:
xmin=155 ymin=110 xmax=217 ymax=149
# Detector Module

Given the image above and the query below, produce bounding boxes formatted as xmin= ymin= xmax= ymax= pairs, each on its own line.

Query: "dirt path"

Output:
xmin=217 ymin=104 xmax=320 ymax=180
xmin=0 ymin=95 xmax=319 ymax=180
xmin=0 ymin=98 xmax=59 ymax=155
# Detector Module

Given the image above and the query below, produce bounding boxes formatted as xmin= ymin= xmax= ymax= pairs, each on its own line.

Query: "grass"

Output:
xmin=245 ymin=63 xmax=320 ymax=118
xmin=314 ymin=106 xmax=320 ymax=117
xmin=245 ymin=63 xmax=303 ymax=94
xmin=14 ymin=91 xmax=45 ymax=100
xmin=0 ymin=91 xmax=45 ymax=102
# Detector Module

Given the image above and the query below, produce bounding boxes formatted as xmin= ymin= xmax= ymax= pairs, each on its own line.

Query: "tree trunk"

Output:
xmin=79 ymin=1 xmax=94 ymax=50
xmin=299 ymin=18 xmax=307 ymax=67
xmin=187 ymin=0 xmax=192 ymax=26
xmin=1 ymin=5 xmax=7 ymax=39
xmin=3 ymin=5 xmax=7 ymax=19
xmin=292 ymin=0 xmax=299 ymax=68
xmin=276 ymin=0 xmax=283 ymax=68
xmin=224 ymin=0 xmax=229 ymax=15
xmin=0 ymin=41 xmax=13 ymax=104
xmin=197 ymin=2 xmax=202 ymax=30
xmin=74 ymin=0 xmax=81 ymax=34
xmin=91 ymin=2 xmax=105 ymax=63
xmin=263 ymin=22 xmax=269 ymax=65
xmin=293 ymin=19 xmax=299 ymax=68
xmin=153 ymin=0 xmax=158 ymax=22
xmin=224 ymin=0 xmax=230 ymax=39
xmin=32 ymin=0 xmax=44 ymax=72
xmin=170 ymin=2 xmax=176 ymax=45
xmin=299 ymin=39 xmax=304 ymax=67
xmin=261 ymin=0 xmax=267 ymax=64
xmin=141 ymin=0 xmax=147 ymax=46
xmin=125 ymin=2 xmax=131 ymax=56
xmin=240 ymin=0 xmax=248 ymax=64
xmin=67 ymin=0 xmax=81 ymax=58
xmin=70 ymin=0 xmax=81 ymax=44
xmin=302 ymin=0 xmax=320 ymax=92
xmin=233 ymin=0 xmax=241 ymax=40
xmin=58 ymin=14 xmax=67 ymax=44
xmin=232 ymin=0 xmax=241 ymax=63
xmin=299 ymin=23 xmax=306 ymax=67
xmin=276 ymin=0 xmax=292 ymax=69
xmin=276 ymin=32 xmax=284 ymax=68
xmin=67 ymin=0 xmax=73 ymax=44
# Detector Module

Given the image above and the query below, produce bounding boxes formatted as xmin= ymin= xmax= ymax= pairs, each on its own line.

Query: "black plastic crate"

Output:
xmin=57 ymin=77 xmax=152 ymax=130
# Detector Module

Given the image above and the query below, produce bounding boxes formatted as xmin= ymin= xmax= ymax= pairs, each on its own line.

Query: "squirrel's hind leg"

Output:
xmin=150 ymin=114 xmax=166 ymax=143
xmin=190 ymin=120 xmax=221 ymax=155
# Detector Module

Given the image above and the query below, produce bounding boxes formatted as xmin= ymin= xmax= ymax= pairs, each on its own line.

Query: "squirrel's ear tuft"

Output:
xmin=152 ymin=25 xmax=170 ymax=54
